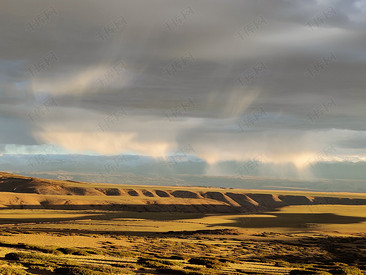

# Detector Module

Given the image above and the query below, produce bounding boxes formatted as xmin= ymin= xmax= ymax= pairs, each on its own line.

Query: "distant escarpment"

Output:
xmin=1 ymin=172 xmax=366 ymax=213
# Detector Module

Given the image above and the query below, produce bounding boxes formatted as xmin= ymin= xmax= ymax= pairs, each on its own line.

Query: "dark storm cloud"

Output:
xmin=1 ymin=0 xmax=366 ymax=167
xmin=0 ymin=116 xmax=38 ymax=145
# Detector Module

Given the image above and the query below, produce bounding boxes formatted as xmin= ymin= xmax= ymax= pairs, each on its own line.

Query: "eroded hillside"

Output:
xmin=1 ymin=172 xmax=366 ymax=213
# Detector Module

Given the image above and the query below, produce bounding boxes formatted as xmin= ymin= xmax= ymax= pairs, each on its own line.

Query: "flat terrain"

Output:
xmin=0 ymin=172 xmax=365 ymax=274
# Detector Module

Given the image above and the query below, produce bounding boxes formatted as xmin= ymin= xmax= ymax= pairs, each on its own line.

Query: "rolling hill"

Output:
xmin=1 ymin=171 xmax=366 ymax=213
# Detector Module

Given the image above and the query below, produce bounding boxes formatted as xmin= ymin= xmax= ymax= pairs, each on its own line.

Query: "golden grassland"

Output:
xmin=0 ymin=172 xmax=366 ymax=274
xmin=1 ymin=204 xmax=366 ymax=234
xmin=0 ymin=205 xmax=365 ymax=274
xmin=0 ymin=224 xmax=364 ymax=274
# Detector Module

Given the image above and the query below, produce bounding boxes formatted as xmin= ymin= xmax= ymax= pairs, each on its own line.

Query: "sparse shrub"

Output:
xmin=4 ymin=252 xmax=72 ymax=269
xmin=218 ymin=257 xmax=239 ymax=264
xmin=335 ymin=266 xmax=363 ymax=275
xmin=275 ymin=260 xmax=292 ymax=267
xmin=107 ymin=250 xmax=136 ymax=258
xmin=138 ymin=257 xmax=177 ymax=266
xmin=56 ymin=247 xmax=91 ymax=256
xmin=290 ymin=269 xmax=334 ymax=275
xmin=23 ymin=244 xmax=62 ymax=255
xmin=289 ymin=270 xmax=317 ymax=274
xmin=111 ymin=262 xmax=140 ymax=270
xmin=5 ymin=253 xmax=20 ymax=261
xmin=0 ymin=267 xmax=28 ymax=275
xmin=54 ymin=267 xmax=102 ymax=275
xmin=188 ymin=257 xmax=227 ymax=269
xmin=170 ymin=255 xmax=185 ymax=260
xmin=0 ymin=242 xmax=62 ymax=255
xmin=183 ymin=266 xmax=215 ymax=275
xmin=89 ymin=265 xmax=134 ymax=274
xmin=137 ymin=257 xmax=167 ymax=269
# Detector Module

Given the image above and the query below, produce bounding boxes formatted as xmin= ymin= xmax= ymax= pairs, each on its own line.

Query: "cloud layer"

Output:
xmin=1 ymin=0 xmax=366 ymax=179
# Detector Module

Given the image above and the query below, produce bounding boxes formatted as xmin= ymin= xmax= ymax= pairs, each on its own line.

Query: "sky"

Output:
xmin=1 ymin=0 xmax=366 ymax=181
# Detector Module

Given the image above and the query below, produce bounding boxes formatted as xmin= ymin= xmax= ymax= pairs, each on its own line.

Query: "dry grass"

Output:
xmin=1 ymin=172 xmax=366 ymax=273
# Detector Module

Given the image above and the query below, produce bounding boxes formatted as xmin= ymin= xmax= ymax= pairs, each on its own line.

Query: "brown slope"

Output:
xmin=0 ymin=172 xmax=103 ymax=195
xmin=1 ymin=172 xmax=366 ymax=213
xmin=0 ymin=172 xmax=59 ymax=194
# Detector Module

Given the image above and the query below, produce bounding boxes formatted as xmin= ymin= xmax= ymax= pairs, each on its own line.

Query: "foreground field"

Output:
xmin=0 ymin=205 xmax=365 ymax=274
xmin=1 ymin=204 xmax=366 ymax=234
xmin=0 ymin=172 xmax=366 ymax=274
xmin=0 ymin=228 xmax=364 ymax=274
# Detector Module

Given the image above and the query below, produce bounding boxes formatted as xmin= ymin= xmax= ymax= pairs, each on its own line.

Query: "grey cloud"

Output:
xmin=1 ymin=0 xmax=366 ymax=171
xmin=338 ymin=133 xmax=366 ymax=149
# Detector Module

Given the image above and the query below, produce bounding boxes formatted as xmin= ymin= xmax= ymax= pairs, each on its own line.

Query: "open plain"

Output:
xmin=0 ymin=172 xmax=365 ymax=274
